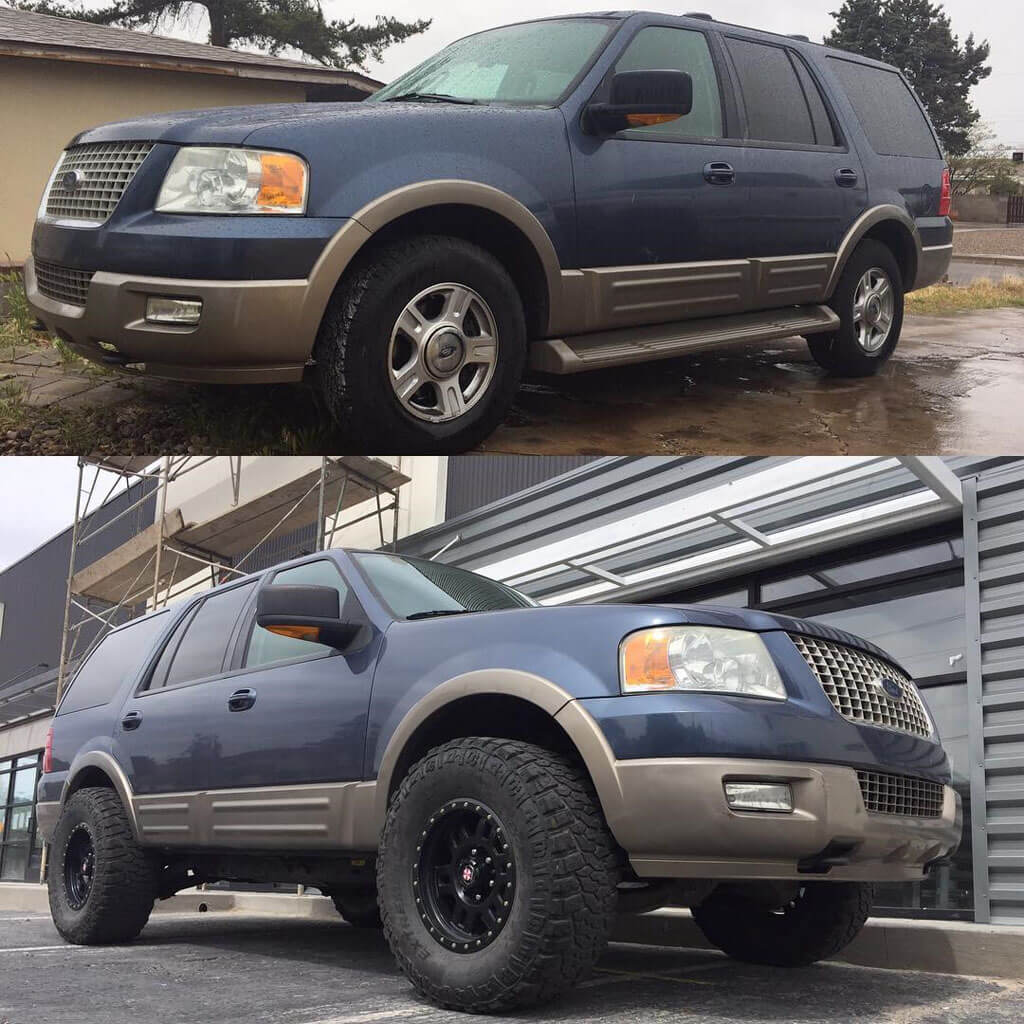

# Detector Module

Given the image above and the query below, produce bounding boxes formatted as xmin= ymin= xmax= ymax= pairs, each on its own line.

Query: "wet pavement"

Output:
xmin=2 ymin=909 xmax=1023 ymax=1024
xmin=483 ymin=309 xmax=1024 ymax=455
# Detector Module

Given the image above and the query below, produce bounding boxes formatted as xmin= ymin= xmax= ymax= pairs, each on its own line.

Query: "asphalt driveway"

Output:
xmin=1 ymin=909 xmax=1023 ymax=1024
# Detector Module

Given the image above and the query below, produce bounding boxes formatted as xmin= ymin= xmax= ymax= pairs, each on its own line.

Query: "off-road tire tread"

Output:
xmin=377 ymin=737 xmax=619 ymax=1012
xmin=331 ymin=888 xmax=383 ymax=928
xmin=49 ymin=786 xmax=157 ymax=945
xmin=314 ymin=235 xmax=526 ymax=453
xmin=692 ymin=882 xmax=873 ymax=967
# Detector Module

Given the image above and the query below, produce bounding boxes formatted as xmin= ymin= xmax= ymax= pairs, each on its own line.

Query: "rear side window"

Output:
xmin=726 ymin=38 xmax=835 ymax=146
xmin=827 ymin=58 xmax=940 ymax=158
xmin=149 ymin=581 xmax=256 ymax=690
xmin=59 ymin=614 xmax=168 ymax=715
xmin=615 ymin=27 xmax=724 ymax=139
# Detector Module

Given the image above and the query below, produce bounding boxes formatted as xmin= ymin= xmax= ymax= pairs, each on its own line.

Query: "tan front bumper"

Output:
xmin=603 ymin=758 xmax=960 ymax=883
xmin=25 ymin=256 xmax=312 ymax=384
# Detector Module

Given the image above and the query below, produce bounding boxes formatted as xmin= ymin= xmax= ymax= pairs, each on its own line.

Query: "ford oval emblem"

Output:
xmin=873 ymin=675 xmax=903 ymax=701
xmin=62 ymin=169 xmax=86 ymax=192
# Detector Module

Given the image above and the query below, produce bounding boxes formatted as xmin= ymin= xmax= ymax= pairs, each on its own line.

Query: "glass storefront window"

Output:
xmin=0 ymin=750 xmax=42 ymax=883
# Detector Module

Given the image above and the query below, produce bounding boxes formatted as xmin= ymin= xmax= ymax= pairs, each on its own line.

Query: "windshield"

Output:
xmin=352 ymin=552 xmax=535 ymax=618
xmin=370 ymin=18 xmax=614 ymax=106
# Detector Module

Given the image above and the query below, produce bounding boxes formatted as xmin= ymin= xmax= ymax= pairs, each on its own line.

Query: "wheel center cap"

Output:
xmin=864 ymin=296 xmax=882 ymax=326
xmin=459 ymin=861 xmax=477 ymax=887
xmin=425 ymin=328 xmax=465 ymax=378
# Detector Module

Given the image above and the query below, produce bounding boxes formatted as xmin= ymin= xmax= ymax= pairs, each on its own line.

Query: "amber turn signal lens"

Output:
xmin=257 ymin=153 xmax=307 ymax=210
xmin=267 ymin=624 xmax=321 ymax=641
xmin=620 ymin=629 xmax=676 ymax=691
xmin=625 ymin=113 xmax=682 ymax=127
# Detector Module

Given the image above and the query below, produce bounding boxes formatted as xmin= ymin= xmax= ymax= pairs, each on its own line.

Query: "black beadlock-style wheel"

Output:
xmin=377 ymin=737 xmax=620 ymax=1013
xmin=331 ymin=886 xmax=383 ymax=928
xmin=313 ymin=235 xmax=527 ymax=454
xmin=692 ymin=882 xmax=873 ymax=967
xmin=48 ymin=786 xmax=158 ymax=945
xmin=807 ymin=239 xmax=904 ymax=376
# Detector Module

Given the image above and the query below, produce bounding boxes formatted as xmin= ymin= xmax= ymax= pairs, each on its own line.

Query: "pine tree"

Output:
xmin=17 ymin=0 xmax=430 ymax=71
xmin=826 ymin=0 xmax=990 ymax=156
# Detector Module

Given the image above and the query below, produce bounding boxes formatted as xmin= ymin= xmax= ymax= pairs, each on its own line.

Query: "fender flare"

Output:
xmin=298 ymin=180 xmax=565 ymax=343
xmin=824 ymin=204 xmax=922 ymax=298
xmin=61 ymin=750 xmax=141 ymax=839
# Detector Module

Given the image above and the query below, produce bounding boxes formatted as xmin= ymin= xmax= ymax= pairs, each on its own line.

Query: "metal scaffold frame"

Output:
xmin=55 ymin=455 xmax=408 ymax=706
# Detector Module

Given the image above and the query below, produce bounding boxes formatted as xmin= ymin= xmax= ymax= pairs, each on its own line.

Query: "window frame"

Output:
xmin=0 ymin=749 xmax=43 ymax=883
xmin=718 ymin=34 xmax=849 ymax=154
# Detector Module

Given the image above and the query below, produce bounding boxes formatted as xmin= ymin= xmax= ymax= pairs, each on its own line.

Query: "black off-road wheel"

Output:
xmin=48 ymin=787 xmax=158 ymax=945
xmin=314 ymin=235 xmax=527 ymax=454
xmin=377 ymin=738 xmax=620 ymax=1013
xmin=807 ymin=239 xmax=904 ymax=376
xmin=331 ymin=886 xmax=383 ymax=928
xmin=692 ymin=882 xmax=873 ymax=967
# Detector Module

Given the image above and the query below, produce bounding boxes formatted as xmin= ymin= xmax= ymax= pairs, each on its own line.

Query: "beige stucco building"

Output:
xmin=0 ymin=9 xmax=380 ymax=265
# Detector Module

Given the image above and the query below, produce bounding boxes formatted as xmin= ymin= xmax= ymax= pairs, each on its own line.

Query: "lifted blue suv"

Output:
xmin=27 ymin=13 xmax=952 ymax=452
xmin=38 ymin=550 xmax=959 ymax=1011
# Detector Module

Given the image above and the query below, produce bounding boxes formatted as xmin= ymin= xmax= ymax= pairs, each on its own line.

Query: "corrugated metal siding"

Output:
xmin=444 ymin=456 xmax=600 ymax=520
xmin=964 ymin=463 xmax=1024 ymax=924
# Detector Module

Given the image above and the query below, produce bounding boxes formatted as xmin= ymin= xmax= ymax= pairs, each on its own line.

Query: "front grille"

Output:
xmin=34 ymin=259 xmax=93 ymax=307
xmin=44 ymin=141 xmax=153 ymax=223
xmin=857 ymin=770 xmax=944 ymax=818
xmin=788 ymin=633 xmax=932 ymax=739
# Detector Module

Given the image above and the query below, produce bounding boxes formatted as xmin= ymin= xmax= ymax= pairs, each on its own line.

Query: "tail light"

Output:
xmin=43 ymin=726 xmax=54 ymax=773
xmin=939 ymin=168 xmax=952 ymax=217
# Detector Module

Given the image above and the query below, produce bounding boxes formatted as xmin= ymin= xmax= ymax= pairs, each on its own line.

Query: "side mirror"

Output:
xmin=585 ymin=69 xmax=693 ymax=134
xmin=256 ymin=584 xmax=361 ymax=650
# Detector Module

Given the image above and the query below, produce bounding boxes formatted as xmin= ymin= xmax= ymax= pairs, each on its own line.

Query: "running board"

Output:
xmin=530 ymin=306 xmax=839 ymax=374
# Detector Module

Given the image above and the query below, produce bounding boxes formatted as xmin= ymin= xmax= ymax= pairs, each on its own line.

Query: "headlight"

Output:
xmin=156 ymin=147 xmax=307 ymax=215
xmin=620 ymin=626 xmax=786 ymax=700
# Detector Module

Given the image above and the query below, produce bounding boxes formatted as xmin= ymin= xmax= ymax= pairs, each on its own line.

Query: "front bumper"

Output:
xmin=604 ymin=757 xmax=961 ymax=882
xmin=25 ymin=257 xmax=312 ymax=384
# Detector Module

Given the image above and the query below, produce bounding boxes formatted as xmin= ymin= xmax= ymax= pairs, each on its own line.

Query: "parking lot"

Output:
xmin=2 ymin=909 xmax=1023 ymax=1024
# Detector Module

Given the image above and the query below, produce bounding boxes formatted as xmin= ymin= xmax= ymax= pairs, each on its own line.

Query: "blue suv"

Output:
xmin=37 ymin=550 xmax=959 ymax=1011
xmin=27 ymin=13 xmax=952 ymax=452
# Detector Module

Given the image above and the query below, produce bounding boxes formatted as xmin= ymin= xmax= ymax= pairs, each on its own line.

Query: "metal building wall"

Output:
xmin=964 ymin=463 xmax=1024 ymax=925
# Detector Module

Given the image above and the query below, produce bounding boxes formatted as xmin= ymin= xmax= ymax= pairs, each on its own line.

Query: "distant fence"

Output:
xmin=1009 ymin=195 xmax=1024 ymax=225
xmin=952 ymin=194 xmax=1009 ymax=223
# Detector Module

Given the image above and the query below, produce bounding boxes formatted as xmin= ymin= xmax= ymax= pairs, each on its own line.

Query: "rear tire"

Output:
xmin=807 ymin=239 xmax=903 ymax=376
xmin=331 ymin=886 xmax=382 ymax=928
xmin=377 ymin=737 xmax=619 ymax=1013
xmin=692 ymin=882 xmax=873 ymax=967
xmin=313 ymin=235 xmax=527 ymax=454
xmin=48 ymin=787 xmax=157 ymax=945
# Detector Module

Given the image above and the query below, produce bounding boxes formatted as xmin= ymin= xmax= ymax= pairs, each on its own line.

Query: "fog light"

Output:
xmin=724 ymin=781 xmax=793 ymax=813
xmin=146 ymin=296 xmax=202 ymax=325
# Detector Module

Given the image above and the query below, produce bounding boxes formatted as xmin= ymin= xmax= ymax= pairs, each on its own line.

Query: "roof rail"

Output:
xmin=684 ymin=12 xmax=714 ymax=20
xmin=788 ymin=33 xmax=810 ymax=41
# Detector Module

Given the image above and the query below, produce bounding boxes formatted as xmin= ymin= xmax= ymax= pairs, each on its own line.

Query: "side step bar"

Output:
xmin=529 ymin=305 xmax=840 ymax=374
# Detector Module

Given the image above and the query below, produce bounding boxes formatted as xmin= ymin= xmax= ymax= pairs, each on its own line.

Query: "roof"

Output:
xmin=0 ymin=8 xmax=382 ymax=92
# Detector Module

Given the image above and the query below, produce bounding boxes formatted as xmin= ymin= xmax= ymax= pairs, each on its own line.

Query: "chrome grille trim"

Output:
xmin=856 ymin=770 xmax=944 ymax=818
xmin=788 ymin=633 xmax=932 ymax=738
xmin=34 ymin=259 xmax=93 ymax=307
xmin=44 ymin=142 xmax=153 ymax=224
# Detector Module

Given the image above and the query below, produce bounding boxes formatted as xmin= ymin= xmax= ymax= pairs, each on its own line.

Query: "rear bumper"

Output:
xmin=914 ymin=243 xmax=953 ymax=291
xmin=25 ymin=256 xmax=311 ymax=384
xmin=604 ymin=757 xmax=961 ymax=883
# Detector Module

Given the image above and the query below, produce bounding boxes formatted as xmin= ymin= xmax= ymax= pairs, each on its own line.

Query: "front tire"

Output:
xmin=314 ymin=235 xmax=527 ymax=453
xmin=48 ymin=787 xmax=157 ymax=945
xmin=692 ymin=882 xmax=873 ymax=967
xmin=377 ymin=738 xmax=619 ymax=1013
xmin=331 ymin=886 xmax=382 ymax=928
xmin=807 ymin=239 xmax=904 ymax=376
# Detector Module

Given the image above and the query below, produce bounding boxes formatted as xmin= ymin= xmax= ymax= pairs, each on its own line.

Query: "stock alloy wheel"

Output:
xmin=852 ymin=267 xmax=895 ymax=353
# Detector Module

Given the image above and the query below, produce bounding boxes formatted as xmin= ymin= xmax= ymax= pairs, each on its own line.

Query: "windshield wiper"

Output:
xmin=406 ymin=608 xmax=474 ymax=620
xmin=382 ymin=91 xmax=480 ymax=105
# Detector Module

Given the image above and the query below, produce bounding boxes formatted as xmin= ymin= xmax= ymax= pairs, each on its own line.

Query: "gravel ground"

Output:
xmin=953 ymin=227 xmax=1024 ymax=257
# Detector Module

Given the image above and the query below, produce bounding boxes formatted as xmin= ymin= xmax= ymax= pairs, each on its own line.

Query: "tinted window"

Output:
xmin=146 ymin=603 xmax=199 ymax=691
xmin=353 ymin=553 xmax=534 ymax=619
xmin=160 ymin=582 xmax=256 ymax=688
xmin=828 ymin=58 xmax=940 ymax=158
xmin=726 ymin=38 xmax=816 ymax=145
xmin=245 ymin=560 xmax=354 ymax=668
xmin=792 ymin=55 xmax=838 ymax=146
xmin=59 ymin=613 xmax=168 ymax=714
xmin=615 ymin=27 xmax=723 ymax=139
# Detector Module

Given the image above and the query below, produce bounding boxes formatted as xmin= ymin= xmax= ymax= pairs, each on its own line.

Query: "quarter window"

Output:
xmin=614 ymin=27 xmax=723 ymax=139
xmin=245 ymin=560 xmax=353 ymax=668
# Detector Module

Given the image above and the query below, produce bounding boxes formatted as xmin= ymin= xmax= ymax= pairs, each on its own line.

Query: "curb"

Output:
xmin=951 ymin=254 xmax=1024 ymax=267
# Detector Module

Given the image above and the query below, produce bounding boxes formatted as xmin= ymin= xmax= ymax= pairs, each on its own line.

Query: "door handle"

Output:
xmin=835 ymin=167 xmax=859 ymax=188
xmin=703 ymin=161 xmax=735 ymax=185
xmin=228 ymin=688 xmax=257 ymax=712
xmin=121 ymin=710 xmax=143 ymax=731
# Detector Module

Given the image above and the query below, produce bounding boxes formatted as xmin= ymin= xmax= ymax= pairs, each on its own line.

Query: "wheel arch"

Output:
xmin=61 ymin=751 xmax=140 ymax=839
xmin=300 ymin=181 xmax=564 ymax=345
xmin=825 ymin=205 xmax=922 ymax=299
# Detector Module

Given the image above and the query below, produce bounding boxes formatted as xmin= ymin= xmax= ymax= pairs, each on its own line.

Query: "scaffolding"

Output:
xmin=55 ymin=455 xmax=410 ymax=705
